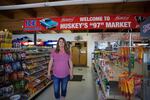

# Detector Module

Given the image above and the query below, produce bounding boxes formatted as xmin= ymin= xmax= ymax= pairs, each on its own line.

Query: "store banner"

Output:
xmin=23 ymin=14 xmax=150 ymax=32
xmin=140 ymin=17 xmax=150 ymax=38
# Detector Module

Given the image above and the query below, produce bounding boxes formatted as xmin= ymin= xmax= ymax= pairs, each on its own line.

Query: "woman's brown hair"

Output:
xmin=55 ymin=37 xmax=70 ymax=55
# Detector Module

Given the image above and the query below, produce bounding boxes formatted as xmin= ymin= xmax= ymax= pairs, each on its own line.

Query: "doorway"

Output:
xmin=71 ymin=41 xmax=87 ymax=67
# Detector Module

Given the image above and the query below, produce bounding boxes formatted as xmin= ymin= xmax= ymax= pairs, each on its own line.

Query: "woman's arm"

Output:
xmin=47 ymin=57 xmax=53 ymax=79
xmin=69 ymin=58 xmax=73 ymax=79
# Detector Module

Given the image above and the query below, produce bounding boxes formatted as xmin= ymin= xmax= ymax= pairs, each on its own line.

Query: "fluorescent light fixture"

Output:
xmin=37 ymin=42 xmax=43 ymax=45
xmin=47 ymin=41 xmax=57 ymax=45
xmin=53 ymin=45 xmax=57 ymax=48
xmin=137 ymin=43 xmax=149 ymax=46
xmin=22 ymin=42 xmax=28 ymax=46
xmin=28 ymin=42 xmax=34 ymax=45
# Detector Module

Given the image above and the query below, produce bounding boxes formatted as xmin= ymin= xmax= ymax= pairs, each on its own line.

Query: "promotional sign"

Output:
xmin=121 ymin=34 xmax=141 ymax=41
xmin=23 ymin=14 xmax=150 ymax=32
xmin=140 ymin=17 xmax=150 ymax=38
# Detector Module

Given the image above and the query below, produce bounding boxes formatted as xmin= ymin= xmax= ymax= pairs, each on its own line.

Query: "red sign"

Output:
xmin=23 ymin=14 xmax=150 ymax=32
xmin=121 ymin=34 xmax=141 ymax=41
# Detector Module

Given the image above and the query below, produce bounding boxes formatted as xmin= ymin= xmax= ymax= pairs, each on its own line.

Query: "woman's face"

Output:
xmin=59 ymin=39 xmax=65 ymax=47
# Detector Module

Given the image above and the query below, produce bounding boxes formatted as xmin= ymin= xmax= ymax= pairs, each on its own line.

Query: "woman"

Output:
xmin=47 ymin=37 xmax=73 ymax=100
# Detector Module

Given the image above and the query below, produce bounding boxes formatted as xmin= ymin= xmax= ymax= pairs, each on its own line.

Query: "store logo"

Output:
xmin=115 ymin=16 xmax=129 ymax=21
xmin=26 ymin=20 xmax=37 ymax=27
xmin=143 ymin=23 xmax=150 ymax=33
xmin=61 ymin=18 xmax=75 ymax=22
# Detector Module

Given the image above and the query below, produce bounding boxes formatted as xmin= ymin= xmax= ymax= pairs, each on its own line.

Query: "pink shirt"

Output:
xmin=51 ymin=49 xmax=70 ymax=78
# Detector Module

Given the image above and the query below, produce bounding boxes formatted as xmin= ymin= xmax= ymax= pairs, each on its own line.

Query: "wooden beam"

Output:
xmin=0 ymin=10 xmax=14 ymax=19
xmin=47 ymin=0 xmax=63 ymax=16
xmin=23 ymin=8 xmax=37 ymax=17
xmin=83 ymin=5 xmax=89 ymax=15
xmin=52 ymin=7 xmax=62 ymax=16
xmin=112 ymin=3 xmax=125 ymax=14
xmin=6 ymin=0 xmax=37 ymax=17
xmin=6 ymin=0 xmax=25 ymax=4
xmin=0 ymin=1 xmax=14 ymax=18
xmin=143 ymin=2 xmax=150 ymax=12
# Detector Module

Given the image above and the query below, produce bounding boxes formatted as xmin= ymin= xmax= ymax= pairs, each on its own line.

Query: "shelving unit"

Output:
xmin=92 ymin=51 xmax=126 ymax=100
xmin=94 ymin=61 xmax=126 ymax=100
xmin=0 ymin=48 xmax=27 ymax=100
xmin=28 ymin=81 xmax=52 ymax=100
xmin=23 ymin=47 xmax=53 ymax=100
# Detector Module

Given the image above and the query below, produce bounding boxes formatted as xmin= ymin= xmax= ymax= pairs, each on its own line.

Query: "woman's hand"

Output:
xmin=47 ymin=74 xmax=51 ymax=80
xmin=70 ymin=72 xmax=73 ymax=80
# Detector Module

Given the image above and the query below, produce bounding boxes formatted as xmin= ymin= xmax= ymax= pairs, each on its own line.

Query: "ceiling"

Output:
xmin=0 ymin=0 xmax=150 ymax=33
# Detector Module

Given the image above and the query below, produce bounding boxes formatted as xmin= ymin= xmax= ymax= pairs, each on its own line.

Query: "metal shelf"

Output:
xmin=29 ymin=72 xmax=47 ymax=82
xmin=28 ymin=81 xmax=53 ymax=100
xmin=26 ymin=61 xmax=48 ymax=70
xmin=33 ymin=78 xmax=47 ymax=88
xmin=24 ymin=48 xmax=52 ymax=100
xmin=27 ymin=66 xmax=47 ymax=76
xmin=25 ymin=54 xmax=49 ymax=59
xmin=25 ymin=58 xmax=46 ymax=64
xmin=93 ymin=61 xmax=125 ymax=100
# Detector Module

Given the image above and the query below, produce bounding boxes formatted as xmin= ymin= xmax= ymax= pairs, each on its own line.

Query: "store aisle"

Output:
xmin=35 ymin=67 xmax=97 ymax=100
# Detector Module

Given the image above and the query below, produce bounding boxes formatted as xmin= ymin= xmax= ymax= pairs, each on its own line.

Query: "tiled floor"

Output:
xmin=35 ymin=67 xmax=97 ymax=100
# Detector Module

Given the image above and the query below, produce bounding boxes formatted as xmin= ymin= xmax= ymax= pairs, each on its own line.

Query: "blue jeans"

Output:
xmin=52 ymin=75 xmax=70 ymax=99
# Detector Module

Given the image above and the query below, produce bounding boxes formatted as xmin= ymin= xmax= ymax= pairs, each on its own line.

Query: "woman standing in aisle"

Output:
xmin=47 ymin=37 xmax=73 ymax=100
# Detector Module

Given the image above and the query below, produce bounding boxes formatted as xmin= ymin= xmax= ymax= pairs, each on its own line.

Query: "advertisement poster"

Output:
xmin=23 ymin=14 xmax=150 ymax=32
xmin=140 ymin=16 xmax=150 ymax=38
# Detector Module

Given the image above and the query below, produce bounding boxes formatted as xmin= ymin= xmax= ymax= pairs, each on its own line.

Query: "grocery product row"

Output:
xmin=0 ymin=47 xmax=52 ymax=100
xmin=93 ymin=46 xmax=150 ymax=100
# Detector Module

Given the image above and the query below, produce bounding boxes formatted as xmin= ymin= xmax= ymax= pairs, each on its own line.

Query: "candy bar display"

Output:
xmin=92 ymin=50 xmax=144 ymax=100
xmin=23 ymin=47 xmax=52 ymax=99
xmin=119 ymin=72 xmax=143 ymax=100
xmin=0 ymin=48 xmax=27 ymax=100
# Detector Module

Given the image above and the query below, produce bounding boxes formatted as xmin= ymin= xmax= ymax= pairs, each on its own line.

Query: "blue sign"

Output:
xmin=26 ymin=20 xmax=36 ymax=27
xmin=140 ymin=17 xmax=150 ymax=38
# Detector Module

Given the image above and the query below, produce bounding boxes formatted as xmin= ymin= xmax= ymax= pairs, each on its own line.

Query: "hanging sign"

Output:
xmin=140 ymin=16 xmax=150 ymax=38
xmin=121 ymin=34 xmax=141 ymax=40
xmin=23 ymin=14 xmax=150 ymax=32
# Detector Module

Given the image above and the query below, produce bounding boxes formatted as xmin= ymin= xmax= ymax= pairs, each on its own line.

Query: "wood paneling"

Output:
xmin=0 ymin=20 xmax=23 ymax=31
xmin=80 ymin=47 xmax=87 ymax=66
xmin=72 ymin=46 xmax=80 ymax=66
xmin=71 ymin=41 xmax=87 ymax=67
